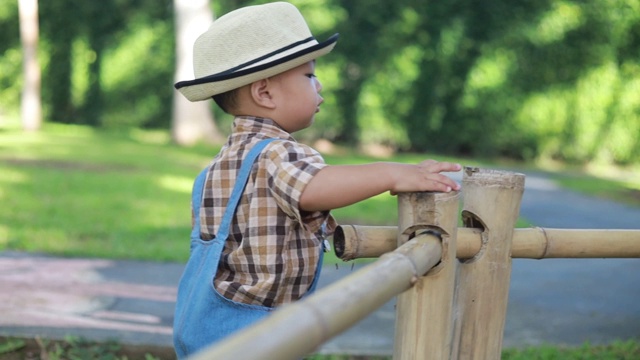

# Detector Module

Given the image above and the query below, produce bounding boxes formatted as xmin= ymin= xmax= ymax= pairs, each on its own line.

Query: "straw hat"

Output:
xmin=175 ymin=2 xmax=339 ymax=102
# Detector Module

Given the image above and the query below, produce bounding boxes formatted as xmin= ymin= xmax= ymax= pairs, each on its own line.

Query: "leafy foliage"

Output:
xmin=0 ymin=1 xmax=21 ymax=120
xmin=4 ymin=0 xmax=640 ymax=165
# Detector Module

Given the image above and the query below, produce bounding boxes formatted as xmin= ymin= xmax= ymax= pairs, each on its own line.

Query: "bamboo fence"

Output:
xmin=187 ymin=167 xmax=640 ymax=360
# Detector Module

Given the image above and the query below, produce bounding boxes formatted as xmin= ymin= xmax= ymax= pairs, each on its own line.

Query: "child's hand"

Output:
xmin=389 ymin=160 xmax=461 ymax=195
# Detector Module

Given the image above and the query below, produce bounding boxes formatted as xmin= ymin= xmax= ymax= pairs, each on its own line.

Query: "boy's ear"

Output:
xmin=250 ymin=79 xmax=276 ymax=109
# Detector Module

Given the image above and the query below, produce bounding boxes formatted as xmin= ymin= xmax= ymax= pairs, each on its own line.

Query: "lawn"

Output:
xmin=1 ymin=122 xmax=638 ymax=262
xmin=0 ymin=122 xmax=477 ymax=262
xmin=0 ymin=122 xmax=418 ymax=262
xmin=0 ymin=123 xmax=213 ymax=261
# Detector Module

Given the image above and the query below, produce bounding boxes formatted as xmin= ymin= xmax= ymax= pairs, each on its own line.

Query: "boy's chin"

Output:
xmin=291 ymin=118 xmax=315 ymax=133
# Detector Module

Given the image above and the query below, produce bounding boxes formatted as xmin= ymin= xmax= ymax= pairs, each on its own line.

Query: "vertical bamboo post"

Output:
xmin=451 ymin=167 xmax=525 ymax=359
xmin=393 ymin=190 xmax=460 ymax=360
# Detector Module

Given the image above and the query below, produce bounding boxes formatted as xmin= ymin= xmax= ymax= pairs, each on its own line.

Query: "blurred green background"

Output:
xmin=2 ymin=0 xmax=639 ymax=165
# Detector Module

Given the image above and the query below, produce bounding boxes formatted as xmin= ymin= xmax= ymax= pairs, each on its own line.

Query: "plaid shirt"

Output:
xmin=198 ymin=116 xmax=336 ymax=307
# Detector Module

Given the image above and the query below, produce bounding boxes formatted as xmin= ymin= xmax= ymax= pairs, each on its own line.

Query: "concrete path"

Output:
xmin=1 ymin=170 xmax=639 ymax=356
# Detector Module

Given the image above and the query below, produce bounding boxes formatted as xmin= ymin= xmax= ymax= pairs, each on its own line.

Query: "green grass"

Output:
xmin=0 ymin=336 xmax=170 ymax=359
xmin=0 ymin=122 xmax=470 ymax=263
xmin=309 ymin=339 xmax=640 ymax=359
xmin=501 ymin=340 xmax=640 ymax=359
xmin=551 ymin=172 xmax=640 ymax=207
xmin=0 ymin=123 xmax=215 ymax=261
xmin=1 ymin=122 xmax=638 ymax=263
xmin=1 ymin=336 xmax=639 ymax=359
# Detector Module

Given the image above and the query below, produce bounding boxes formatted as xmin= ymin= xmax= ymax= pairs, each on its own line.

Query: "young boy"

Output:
xmin=172 ymin=2 xmax=461 ymax=358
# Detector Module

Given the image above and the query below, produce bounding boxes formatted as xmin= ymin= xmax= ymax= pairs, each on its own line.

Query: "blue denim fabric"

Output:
xmin=173 ymin=139 xmax=324 ymax=359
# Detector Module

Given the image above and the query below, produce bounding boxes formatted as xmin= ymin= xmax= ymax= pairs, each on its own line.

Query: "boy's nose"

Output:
xmin=315 ymin=78 xmax=322 ymax=92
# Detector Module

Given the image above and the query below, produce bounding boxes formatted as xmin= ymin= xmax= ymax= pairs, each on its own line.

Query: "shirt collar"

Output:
xmin=233 ymin=116 xmax=295 ymax=141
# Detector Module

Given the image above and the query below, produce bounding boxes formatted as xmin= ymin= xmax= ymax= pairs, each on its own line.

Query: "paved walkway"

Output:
xmin=1 ymin=170 xmax=639 ymax=356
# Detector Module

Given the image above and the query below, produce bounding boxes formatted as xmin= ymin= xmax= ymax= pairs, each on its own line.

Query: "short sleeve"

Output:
xmin=264 ymin=141 xmax=327 ymax=227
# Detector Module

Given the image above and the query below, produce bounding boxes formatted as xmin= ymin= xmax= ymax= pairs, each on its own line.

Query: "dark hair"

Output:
xmin=212 ymin=89 xmax=239 ymax=114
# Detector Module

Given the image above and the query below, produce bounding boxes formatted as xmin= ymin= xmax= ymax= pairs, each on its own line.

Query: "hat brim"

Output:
xmin=176 ymin=33 xmax=339 ymax=102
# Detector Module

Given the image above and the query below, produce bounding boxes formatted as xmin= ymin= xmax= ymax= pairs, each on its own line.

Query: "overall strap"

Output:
xmin=191 ymin=168 xmax=209 ymax=220
xmin=215 ymin=138 xmax=277 ymax=240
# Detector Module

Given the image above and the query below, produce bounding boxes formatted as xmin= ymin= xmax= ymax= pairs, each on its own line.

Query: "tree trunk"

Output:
xmin=18 ymin=0 xmax=42 ymax=131
xmin=172 ymin=0 xmax=222 ymax=146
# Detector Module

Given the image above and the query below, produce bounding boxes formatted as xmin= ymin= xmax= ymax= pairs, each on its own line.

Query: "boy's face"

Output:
xmin=269 ymin=61 xmax=323 ymax=133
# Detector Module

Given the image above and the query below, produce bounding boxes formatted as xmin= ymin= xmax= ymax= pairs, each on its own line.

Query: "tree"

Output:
xmin=80 ymin=1 xmax=122 ymax=126
xmin=330 ymin=0 xmax=410 ymax=145
xmin=39 ymin=0 xmax=76 ymax=124
xmin=18 ymin=0 xmax=42 ymax=131
xmin=172 ymin=0 xmax=222 ymax=146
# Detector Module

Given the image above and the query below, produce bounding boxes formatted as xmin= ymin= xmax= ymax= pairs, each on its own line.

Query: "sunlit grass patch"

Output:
xmin=552 ymin=173 xmax=640 ymax=207
xmin=0 ymin=122 xmax=635 ymax=262
xmin=0 ymin=124 xmax=214 ymax=262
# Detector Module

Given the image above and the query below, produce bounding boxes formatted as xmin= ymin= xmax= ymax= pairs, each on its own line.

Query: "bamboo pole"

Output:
xmin=334 ymin=226 xmax=640 ymax=260
xmin=393 ymin=190 xmax=460 ymax=360
xmin=509 ymin=228 xmax=640 ymax=258
xmin=334 ymin=225 xmax=397 ymax=260
xmin=451 ymin=167 xmax=525 ymax=359
xmin=189 ymin=233 xmax=443 ymax=360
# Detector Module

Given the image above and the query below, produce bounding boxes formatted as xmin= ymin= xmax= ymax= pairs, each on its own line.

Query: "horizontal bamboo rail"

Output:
xmin=189 ymin=232 xmax=443 ymax=360
xmin=334 ymin=225 xmax=640 ymax=260
xmin=184 ymin=168 xmax=637 ymax=360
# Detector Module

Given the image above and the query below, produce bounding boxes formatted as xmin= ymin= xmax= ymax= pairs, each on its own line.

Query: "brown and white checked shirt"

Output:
xmin=199 ymin=116 xmax=336 ymax=307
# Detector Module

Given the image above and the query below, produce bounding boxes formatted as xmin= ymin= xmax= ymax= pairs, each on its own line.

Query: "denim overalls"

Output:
xmin=173 ymin=138 xmax=324 ymax=359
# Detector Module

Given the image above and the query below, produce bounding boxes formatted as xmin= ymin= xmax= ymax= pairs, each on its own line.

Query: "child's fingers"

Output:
xmin=390 ymin=160 xmax=462 ymax=195
xmin=422 ymin=172 xmax=459 ymax=191
xmin=421 ymin=160 xmax=462 ymax=173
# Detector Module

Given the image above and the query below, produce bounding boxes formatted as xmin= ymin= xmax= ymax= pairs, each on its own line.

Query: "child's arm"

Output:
xmin=299 ymin=160 xmax=461 ymax=212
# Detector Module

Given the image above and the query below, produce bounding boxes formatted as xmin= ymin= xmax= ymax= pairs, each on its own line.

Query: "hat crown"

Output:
xmin=176 ymin=1 xmax=338 ymax=101
xmin=193 ymin=2 xmax=314 ymax=79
